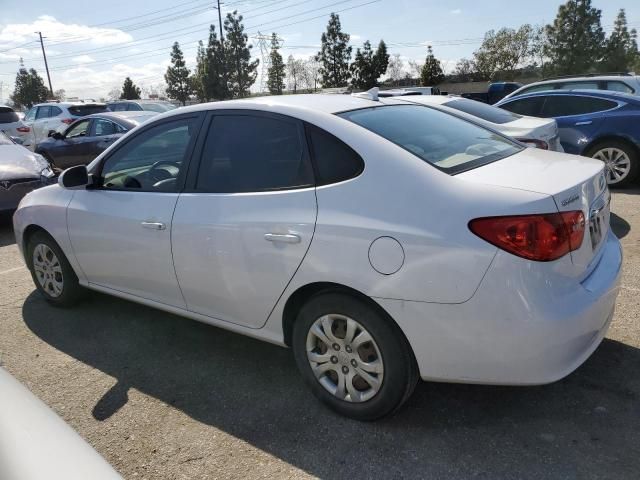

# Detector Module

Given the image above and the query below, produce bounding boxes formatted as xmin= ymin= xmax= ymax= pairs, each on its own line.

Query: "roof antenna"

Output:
xmin=351 ymin=87 xmax=379 ymax=101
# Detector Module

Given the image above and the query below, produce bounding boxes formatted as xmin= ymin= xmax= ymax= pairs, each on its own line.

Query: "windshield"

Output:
xmin=0 ymin=107 xmax=19 ymax=124
xmin=338 ymin=105 xmax=521 ymax=174
xmin=443 ymin=98 xmax=522 ymax=124
xmin=142 ymin=103 xmax=176 ymax=112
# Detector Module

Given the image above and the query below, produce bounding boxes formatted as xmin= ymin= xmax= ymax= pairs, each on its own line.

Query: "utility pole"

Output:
xmin=213 ymin=0 xmax=227 ymax=98
xmin=35 ymin=31 xmax=53 ymax=96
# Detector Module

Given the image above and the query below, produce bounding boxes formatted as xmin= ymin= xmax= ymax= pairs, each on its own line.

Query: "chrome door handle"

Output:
xmin=264 ymin=233 xmax=301 ymax=244
xmin=575 ymin=120 xmax=592 ymax=126
xmin=141 ymin=221 xmax=166 ymax=230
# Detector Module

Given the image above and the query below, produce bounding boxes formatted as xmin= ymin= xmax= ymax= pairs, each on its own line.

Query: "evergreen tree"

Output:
xmin=602 ymin=9 xmax=638 ymax=72
xmin=193 ymin=40 xmax=208 ymax=102
xmin=373 ymin=40 xmax=389 ymax=80
xmin=420 ymin=46 xmax=445 ymax=86
xmin=205 ymin=24 xmax=228 ymax=100
xmin=545 ymin=0 xmax=605 ymax=75
xmin=266 ymin=33 xmax=285 ymax=95
xmin=165 ymin=42 xmax=193 ymax=105
xmin=10 ymin=62 xmax=49 ymax=109
xmin=316 ymin=13 xmax=352 ymax=88
xmin=224 ymin=11 xmax=258 ymax=98
xmin=350 ymin=41 xmax=375 ymax=90
xmin=120 ymin=77 xmax=141 ymax=100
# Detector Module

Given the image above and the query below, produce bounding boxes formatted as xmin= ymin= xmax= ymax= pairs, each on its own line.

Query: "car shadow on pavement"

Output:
xmin=22 ymin=290 xmax=640 ymax=479
xmin=0 ymin=214 xmax=16 ymax=248
xmin=610 ymin=212 xmax=631 ymax=239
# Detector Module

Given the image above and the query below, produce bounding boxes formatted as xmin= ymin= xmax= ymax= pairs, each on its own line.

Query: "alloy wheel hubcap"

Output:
xmin=592 ymin=147 xmax=631 ymax=184
xmin=306 ymin=314 xmax=384 ymax=403
xmin=33 ymin=244 xmax=63 ymax=298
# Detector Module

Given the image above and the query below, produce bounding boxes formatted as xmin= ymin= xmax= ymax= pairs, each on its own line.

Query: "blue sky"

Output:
xmin=1 ymin=0 xmax=638 ymax=100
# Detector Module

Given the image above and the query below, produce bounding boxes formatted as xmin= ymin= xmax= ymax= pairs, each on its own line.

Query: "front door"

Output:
xmin=172 ymin=111 xmax=317 ymax=328
xmin=67 ymin=115 xmax=201 ymax=307
xmin=49 ymin=119 xmax=95 ymax=168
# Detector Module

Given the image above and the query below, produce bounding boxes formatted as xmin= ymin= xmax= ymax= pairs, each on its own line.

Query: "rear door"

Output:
xmin=539 ymin=95 xmax=615 ymax=154
xmin=171 ymin=111 xmax=317 ymax=328
xmin=32 ymin=106 xmax=51 ymax=145
xmin=90 ymin=118 xmax=124 ymax=157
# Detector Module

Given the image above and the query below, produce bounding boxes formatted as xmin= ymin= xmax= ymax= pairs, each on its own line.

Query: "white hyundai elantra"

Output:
xmin=13 ymin=94 xmax=622 ymax=420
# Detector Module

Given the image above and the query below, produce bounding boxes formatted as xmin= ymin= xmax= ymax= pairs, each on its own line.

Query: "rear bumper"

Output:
xmin=375 ymin=230 xmax=622 ymax=385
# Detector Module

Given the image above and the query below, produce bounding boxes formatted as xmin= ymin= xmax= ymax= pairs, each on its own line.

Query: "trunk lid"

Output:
xmin=499 ymin=116 xmax=563 ymax=151
xmin=458 ymin=148 xmax=609 ymax=271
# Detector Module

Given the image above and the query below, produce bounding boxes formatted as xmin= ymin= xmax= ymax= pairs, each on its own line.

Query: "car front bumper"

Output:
xmin=375 ymin=230 xmax=622 ymax=385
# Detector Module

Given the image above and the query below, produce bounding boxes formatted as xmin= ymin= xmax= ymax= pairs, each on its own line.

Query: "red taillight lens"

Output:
xmin=16 ymin=126 xmax=30 ymax=132
xmin=469 ymin=211 xmax=585 ymax=261
xmin=61 ymin=118 xmax=74 ymax=125
xmin=516 ymin=138 xmax=549 ymax=150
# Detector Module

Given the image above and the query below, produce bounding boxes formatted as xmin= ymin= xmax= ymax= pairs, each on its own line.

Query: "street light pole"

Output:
xmin=35 ymin=31 xmax=53 ymax=96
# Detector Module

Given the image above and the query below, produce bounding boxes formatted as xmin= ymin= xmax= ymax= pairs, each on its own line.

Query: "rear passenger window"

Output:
xmin=558 ymin=81 xmax=599 ymax=90
xmin=36 ymin=106 xmax=50 ymax=119
xmin=305 ymin=124 xmax=364 ymax=185
xmin=606 ymin=81 xmax=634 ymax=93
xmin=49 ymin=106 xmax=62 ymax=117
xmin=196 ymin=114 xmax=313 ymax=193
xmin=499 ymin=97 xmax=545 ymax=117
xmin=540 ymin=96 xmax=617 ymax=117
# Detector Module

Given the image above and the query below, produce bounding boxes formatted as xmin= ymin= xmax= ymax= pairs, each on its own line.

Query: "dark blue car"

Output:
xmin=35 ymin=111 xmax=157 ymax=170
xmin=496 ymin=90 xmax=640 ymax=187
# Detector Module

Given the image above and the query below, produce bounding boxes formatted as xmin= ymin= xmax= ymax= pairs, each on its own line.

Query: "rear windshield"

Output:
xmin=68 ymin=105 xmax=108 ymax=116
xmin=443 ymin=98 xmax=522 ymax=124
xmin=338 ymin=105 xmax=521 ymax=174
xmin=142 ymin=103 xmax=176 ymax=112
xmin=0 ymin=107 xmax=19 ymax=124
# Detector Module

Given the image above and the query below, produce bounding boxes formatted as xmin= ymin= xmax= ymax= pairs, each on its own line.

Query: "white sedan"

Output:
xmin=13 ymin=94 xmax=622 ymax=420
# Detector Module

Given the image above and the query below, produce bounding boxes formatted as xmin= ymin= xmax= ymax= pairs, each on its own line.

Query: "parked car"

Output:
xmin=14 ymin=94 xmax=621 ymax=420
xmin=36 ymin=112 xmax=157 ymax=169
xmin=22 ymin=102 xmax=108 ymax=151
xmin=461 ymin=82 xmax=522 ymax=104
xmin=106 ymin=100 xmax=177 ymax=113
xmin=502 ymin=73 xmax=640 ymax=101
xmin=0 ymin=367 xmax=121 ymax=480
xmin=402 ymin=86 xmax=441 ymax=95
xmin=0 ymin=104 xmax=31 ymax=142
xmin=496 ymin=90 xmax=640 ymax=186
xmin=377 ymin=90 xmax=563 ymax=151
xmin=0 ymin=131 xmax=54 ymax=212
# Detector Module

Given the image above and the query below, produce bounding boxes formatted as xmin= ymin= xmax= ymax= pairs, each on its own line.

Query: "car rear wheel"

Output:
xmin=292 ymin=292 xmax=418 ymax=420
xmin=587 ymin=140 xmax=639 ymax=187
xmin=26 ymin=231 xmax=85 ymax=307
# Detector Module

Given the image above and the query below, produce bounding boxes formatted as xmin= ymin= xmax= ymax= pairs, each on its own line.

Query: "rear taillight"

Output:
xmin=517 ymin=138 xmax=549 ymax=150
xmin=469 ymin=211 xmax=585 ymax=261
xmin=16 ymin=126 xmax=30 ymax=132
xmin=60 ymin=118 xmax=74 ymax=125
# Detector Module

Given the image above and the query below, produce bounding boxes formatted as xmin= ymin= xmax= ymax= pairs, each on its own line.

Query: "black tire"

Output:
xmin=26 ymin=231 xmax=86 ymax=307
xmin=292 ymin=292 xmax=419 ymax=421
xmin=585 ymin=140 xmax=639 ymax=188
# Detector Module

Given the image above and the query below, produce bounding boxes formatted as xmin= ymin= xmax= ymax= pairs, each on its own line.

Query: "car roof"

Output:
xmin=499 ymin=89 xmax=640 ymax=103
xmin=107 ymin=99 xmax=173 ymax=104
xmin=530 ymin=74 xmax=640 ymax=85
xmin=33 ymin=101 xmax=106 ymax=107
xmin=164 ymin=94 xmax=399 ymax=117
xmin=87 ymin=111 xmax=156 ymax=120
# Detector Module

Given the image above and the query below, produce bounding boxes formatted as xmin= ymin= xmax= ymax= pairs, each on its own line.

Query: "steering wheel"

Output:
xmin=148 ymin=160 xmax=181 ymax=182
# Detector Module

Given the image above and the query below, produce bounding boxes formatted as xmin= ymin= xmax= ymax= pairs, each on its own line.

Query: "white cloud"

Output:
xmin=450 ymin=9 xmax=462 ymax=15
xmin=0 ymin=15 xmax=132 ymax=47
xmin=72 ymin=55 xmax=94 ymax=64
xmin=351 ymin=34 xmax=362 ymax=41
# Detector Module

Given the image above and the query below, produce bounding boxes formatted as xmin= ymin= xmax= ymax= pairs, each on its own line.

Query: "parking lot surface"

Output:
xmin=1 ymin=189 xmax=639 ymax=480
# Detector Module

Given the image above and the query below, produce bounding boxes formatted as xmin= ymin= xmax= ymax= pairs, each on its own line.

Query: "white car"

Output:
xmin=378 ymin=90 xmax=563 ymax=151
xmin=0 ymin=104 xmax=31 ymax=142
xmin=0 ymin=368 xmax=121 ymax=479
xmin=502 ymin=73 xmax=640 ymax=100
xmin=21 ymin=102 xmax=108 ymax=150
xmin=13 ymin=94 xmax=622 ymax=420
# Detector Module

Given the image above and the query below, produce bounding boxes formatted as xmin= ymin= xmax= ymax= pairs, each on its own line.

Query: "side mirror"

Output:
xmin=58 ymin=165 xmax=89 ymax=190
xmin=50 ymin=131 xmax=64 ymax=140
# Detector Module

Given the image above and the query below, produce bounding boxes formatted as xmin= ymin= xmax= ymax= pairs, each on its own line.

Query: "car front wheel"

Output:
xmin=292 ymin=292 xmax=418 ymax=420
xmin=587 ymin=140 xmax=639 ymax=187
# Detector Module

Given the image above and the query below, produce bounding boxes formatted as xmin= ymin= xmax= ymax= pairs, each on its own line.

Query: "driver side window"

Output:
xmin=99 ymin=118 xmax=195 ymax=193
xmin=66 ymin=119 xmax=91 ymax=138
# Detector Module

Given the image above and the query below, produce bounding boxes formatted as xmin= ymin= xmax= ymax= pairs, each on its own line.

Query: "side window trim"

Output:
xmin=183 ymin=109 xmax=314 ymax=193
xmin=91 ymin=112 xmax=205 ymax=193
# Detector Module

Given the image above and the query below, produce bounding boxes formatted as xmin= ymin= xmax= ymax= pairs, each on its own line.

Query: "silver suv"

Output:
xmin=22 ymin=102 xmax=107 ymax=150
xmin=503 ymin=73 xmax=640 ymax=100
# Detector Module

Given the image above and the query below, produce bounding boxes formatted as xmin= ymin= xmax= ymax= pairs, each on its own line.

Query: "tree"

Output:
xmin=530 ymin=25 xmax=550 ymax=76
xmin=286 ymin=55 xmax=305 ymax=93
xmin=545 ymin=0 xmax=605 ymax=75
xmin=387 ymin=54 xmax=405 ymax=86
xmin=224 ymin=11 xmax=258 ymax=98
xmin=453 ymin=58 xmax=474 ymax=82
xmin=602 ymin=9 xmax=638 ymax=72
xmin=165 ymin=42 xmax=192 ymax=105
xmin=267 ymin=33 xmax=286 ymax=95
xmin=420 ymin=46 xmax=445 ymax=86
xmin=350 ymin=40 xmax=390 ymax=90
xmin=120 ymin=77 xmax=141 ymax=100
xmin=10 ymin=63 xmax=49 ymax=109
xmin=304 ymin=57 xmax=322 ymax=92
xmin=316 ymin=13 xmax=352 ymax=88
xmin=472 ymin=25 xmax=534 ymax=80
xmin=373 ymin=40 xmax=389 ymax=81
xmin=204 ymin=24 xmax=229 ymax=101
xmin=407 ymin=59 xmax=423 ymax=80
xmin=193 ymin=40 xmax=208 ymax=102
xmin=53 ymin=88 xmax=66 ymax=101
